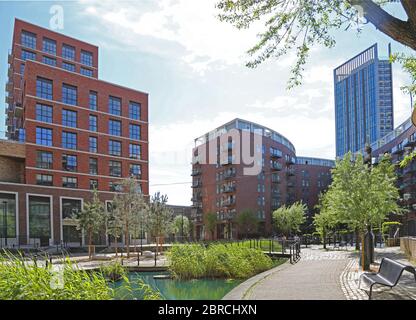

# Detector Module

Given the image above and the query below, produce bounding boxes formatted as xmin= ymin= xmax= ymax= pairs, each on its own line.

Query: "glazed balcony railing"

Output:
xmin=270 ymin=149 xmax=283 ymax=158
xmin=287 ymin=168 xmax=296 ymax=176
xmin=221 ymin=198 xmax=236 ymax=207
xmin=191 ymin=169 xmax=202 ymax=176
xmin=222 ymin=185 xmax=236 ymax=193
xmin=191 ymin=181 xmax=202 ymax=188
xmin=223 ymin=170 xmax=236 ymax=180
xmin=271 ymin=162 xmax=282 ymax=171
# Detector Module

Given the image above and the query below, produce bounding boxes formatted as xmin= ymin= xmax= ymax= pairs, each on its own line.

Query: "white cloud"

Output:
xmin=78 ymin=0 xmax=262 ymax=73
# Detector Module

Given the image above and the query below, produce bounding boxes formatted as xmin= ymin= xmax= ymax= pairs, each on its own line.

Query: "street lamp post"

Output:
xmin=363 ymin=143 xmax=375 ymax=269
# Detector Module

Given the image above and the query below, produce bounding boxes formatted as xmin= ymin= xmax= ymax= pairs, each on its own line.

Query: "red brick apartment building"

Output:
xmin=0 ymin=19 xmax=148 ymax=247
xmin=191 ymin=119 xmax=334 ymax=240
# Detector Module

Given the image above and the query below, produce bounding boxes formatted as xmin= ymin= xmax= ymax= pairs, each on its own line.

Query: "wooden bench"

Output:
xmin=358 ymin=257 xmax=416 ymax=299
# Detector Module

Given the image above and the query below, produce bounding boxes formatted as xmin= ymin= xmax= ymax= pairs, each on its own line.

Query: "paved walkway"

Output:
xmin=224 ymin=246 xmax=353 ymax=300
xmin=224 ymin=245 xmax=416 ymax=300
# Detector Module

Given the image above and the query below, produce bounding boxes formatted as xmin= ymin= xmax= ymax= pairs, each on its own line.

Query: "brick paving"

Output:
xmin=224 ymin=245 xmax=416 ymax=300
xmin=341 ymin=246 xmax=416 ymax=300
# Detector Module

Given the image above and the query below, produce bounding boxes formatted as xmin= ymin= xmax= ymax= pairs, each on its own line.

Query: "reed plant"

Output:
xmin=167 ymin=243 xmax=274 ymax=280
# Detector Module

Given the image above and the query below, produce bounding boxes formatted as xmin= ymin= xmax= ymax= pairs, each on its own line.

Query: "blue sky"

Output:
xmin=0 ymin=0 xmax=414 ymax=205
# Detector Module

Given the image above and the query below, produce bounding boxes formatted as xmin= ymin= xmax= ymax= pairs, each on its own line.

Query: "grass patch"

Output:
xmin=167 ymin=243 xmax=275 ymax=280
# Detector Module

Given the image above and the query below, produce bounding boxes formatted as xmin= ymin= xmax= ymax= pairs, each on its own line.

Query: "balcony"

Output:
xmin=5 ymin=95 xmax=13 ymax=105
xmin=287 ymin=181 xmax=295 ymax=188
xmin=270 ymin=150 xmax=283 ymax=159
xmin=221 ymin=198 xmax=236 ymax=207
xmin=222 ymin=185 xmax=236 ymax=193
xmin=7 ymin=66 xmax=13 ymax=78
xmin=191 ymin=181 xmax=202 ymax=188
xmin=223 ymin=170 xmax=236 ymax=180
xmin=191 ymin=169 xmax=202 ymax=176
xmin=392 ymin=145 xmax=404 ymax=155
xmin=270 ymin=162 xmax=282 ymax=171
xmin=192 ymin=201 xmax=202 ymax=208
xmin=272 ymin=176 xmax=281 ymax=183
xmin=5 ymin=81 xmax=13 ymax=93
xmin=404 ymin=136 xmax=416 ymax=147
xmin=286 ymin=156 xmax=296 ymax=165
xmin=8 ymin=53 xmax=13 ymax=65
xmin=14 ymin=103 xmax=23 ymax=118
xmin=287 ymin=168 xmax=295 ymax=176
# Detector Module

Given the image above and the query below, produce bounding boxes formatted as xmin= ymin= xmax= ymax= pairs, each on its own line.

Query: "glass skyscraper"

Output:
xmin=334 ymin=44 xmax=394 ymax=158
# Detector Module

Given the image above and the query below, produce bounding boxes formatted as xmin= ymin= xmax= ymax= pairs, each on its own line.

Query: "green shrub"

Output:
xmin=100 ymin=261 xmax=126 ymax=281
xmin=167 ymin=243 xmax=274 ymax=280
xmin=0 ymin=252 xmax=112 ymax=300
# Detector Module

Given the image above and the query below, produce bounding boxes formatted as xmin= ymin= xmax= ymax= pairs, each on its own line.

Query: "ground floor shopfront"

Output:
xmin=0 ymin=182 xmax=140 ymax=248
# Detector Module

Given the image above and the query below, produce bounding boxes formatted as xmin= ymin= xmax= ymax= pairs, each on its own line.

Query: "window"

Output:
xmin=109 ymin=96 xmax=121 ymax=116
xmin=62 ymin=62 xmax=76 ymax=72
xmin=109 ymin=119 xmax=121 ymax=136
xmin=129 ymin=144 xmax=141 ymax=159
xmin=89 ymin=136 xmax=97 ymax=153
xmin=62 ymin=131 xmax=77 ymax=150
xmin=21 ymin=49 xmax=36 ymax=61
xmin=36 ymin=77 xmax=53 ymax=100
xmin=129 ymin=124 xmax=141 ymax=140
xmin=36 ymin=151 xmax=53 ymax=169
xmin=62 ymin=109 xmax=77 ymax=127
xmin=109 ymin=161 xmax=122 ymax=177
xmin=62 ymin=84 xmax=77 ymax=105
xmin=109 ymin=182 xmax=122 ymax=192
xmin=36 ymin=103 xmax=53 ymax=123
xmin=21 ymin=31 xmax=36 ymax=49
xmin=89 ymin=115 xmax=97 ymax=132
xmin=28 ymin=196 xmax=51 ymax=238
xmin=20 ymin=63 xmax=25 ymax=75
xmin=42 ymin=38 xmax=56 ymax=55
xmin=62 ymin=177 xmax=78 ymax=188
xmin=62 ymin=44 xmax=75 ymax=61
xmin=80 ymin=67 xmax=93 ymax=77
xmin=61 ymin=199 xmax=82 ymax=242
xmin=89 ymin=91 xmax=97 ymax=110
xmin=36 ymin=174 xmax=53 ymax=186
xmin=0 ymin=193 xmax=17 ymax=238
xmin=89 ymin=158 xmax=98 ymax=175
xmin=42 ymin=56 xmax=56 ymax=66
xmin=109 ymin=140 xmax=122 ymax=156
xmin=90 ymin=179 xmax=98 ymax=190
xmin=129 ymin=102 xmax=141 ymax=120
xmin=81 ymin=50 xmax=93 ymax=66
xmin=129 ymin=164 xmax=141 ymax=179
xmin=62 ymin=154 xmax=77 ymax=172
xmin=36 ymin=127 xmax=53 ymax=146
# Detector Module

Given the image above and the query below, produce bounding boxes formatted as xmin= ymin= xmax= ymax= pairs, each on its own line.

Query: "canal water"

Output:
xmin=112 ymin=272 xmax=243 ymax=300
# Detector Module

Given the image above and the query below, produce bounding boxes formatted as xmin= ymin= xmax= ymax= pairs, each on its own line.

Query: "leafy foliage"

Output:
xmin=171 ymin=215 xmax=191 ymax=238
xmin=204 ymin=212 xmax=218 ymax=239
xmin=143 ymin=192 xmax=174 ymax=240
xmin=234 ymin=209 xmax=259 ymax=238
xmin=73 ymin=188 xmax=105 ymax=258
xmin=216 ymin=0 xmax=416 ymax=87
xmin=111 ymin=177 xmax=148 ymax=257
xmin=272 ymin=202 xmax=307 ymax=236
xmin=324 ymin=152 xmax=404 ymax=234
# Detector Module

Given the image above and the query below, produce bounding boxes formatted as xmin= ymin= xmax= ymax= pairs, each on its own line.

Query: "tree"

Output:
xmin=234 ymin=209 xmax=259 ymax=238
xmin=204 ymin=212 xmax=218 ymax=240
xmin=171 ymin=215 xmax=190 ymax=240
xmin=111 ymin=177 xmax=148 ymax=258
xmin=216 ymin=0 xmax=416 ymax=87
xmin=324 ymin=152 xmax=404 ymax=270
xmin=74 ymin=188 xmax=105 ymax=259
xmin=143 ymin=192 xmax=174 ymax=251
xmin=272 ymin=202 xmax=307 ymax=237
xmin=314 ymin=195 xmax=338 ymax=249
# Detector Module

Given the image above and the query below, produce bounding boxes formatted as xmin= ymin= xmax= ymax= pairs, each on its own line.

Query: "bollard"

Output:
xmin=154 ymin=250 xmax=157 ymax=267
xmin=137 ymin=252 xmax=140 ymax=266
